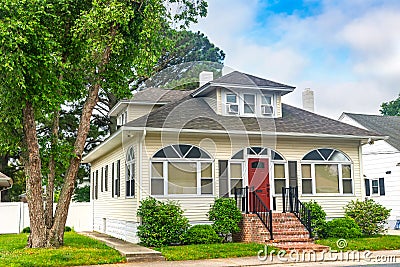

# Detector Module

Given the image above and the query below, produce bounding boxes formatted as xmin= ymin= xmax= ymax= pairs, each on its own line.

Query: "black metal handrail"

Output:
xmin=234 ymin=186 xmax=273 ymax=240
xmin=282 ymin=186 xmax=312 ymax=238
xmin=252 ymin=190 xmax=273 ymax=240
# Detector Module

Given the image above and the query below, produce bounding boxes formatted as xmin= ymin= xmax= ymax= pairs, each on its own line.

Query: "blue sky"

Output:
xmin=191 ymin=0 xmax=400 ymax=118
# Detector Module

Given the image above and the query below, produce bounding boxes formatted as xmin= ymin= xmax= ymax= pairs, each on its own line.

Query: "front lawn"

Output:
xmin=155 ymin=242 xmax=275 ymax=261
xmin=0 ymin=232 xmax=124 ymax=267
xmin=316 ymin=235 xmax=400 ymax=251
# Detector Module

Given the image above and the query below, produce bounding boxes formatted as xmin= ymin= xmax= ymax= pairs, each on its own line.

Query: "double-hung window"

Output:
xmin=126 ymin=146 xmax=135 ymax=197
xmin=261 ymin=94 xmax=273 ymax=115
xmin=243 ymin=94 xmax=255 ymax=114
xmin=226 ymin=94 xmax=238 ymax=114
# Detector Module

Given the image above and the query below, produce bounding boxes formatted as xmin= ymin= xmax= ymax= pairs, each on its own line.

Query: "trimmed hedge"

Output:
xmin=320 ymin=217 xmax=362 ymax=239
xmin=184 ymin=224 xmax=222 ymax=244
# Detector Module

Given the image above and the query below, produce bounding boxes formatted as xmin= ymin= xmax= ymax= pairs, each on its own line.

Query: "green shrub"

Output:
xmin=22 ymin=227 xmax=30 ymax=233
xmin=64 ymin=226 xmax=72 ymax=232
xmin=183 ymin=224 xmax=222 ymax=244
xmin=208 ymin=198 xmax=242 ymax=242
xmin=320 ymin=217 xmax=362 ymax=239
xmin=137 ymin=197 xmax=189 ymax=247
xmin=303 ymin=200 xmax=326 ymax=237
xmin=345 ymin=199 xmax=391 ymax=236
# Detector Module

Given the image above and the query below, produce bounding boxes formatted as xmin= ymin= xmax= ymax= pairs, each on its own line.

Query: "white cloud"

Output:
xmin=191 ymin=0 xmax=400 ymax=119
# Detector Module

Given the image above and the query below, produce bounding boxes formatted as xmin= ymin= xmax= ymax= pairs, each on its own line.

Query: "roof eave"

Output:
xmin=191 ymin=82 xmax=295 ymax=97
xmin=123 ymin=126 xmax=385 ymax=140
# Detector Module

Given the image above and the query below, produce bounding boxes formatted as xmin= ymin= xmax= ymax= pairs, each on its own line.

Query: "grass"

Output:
xmin=155 ymin=242 xmax=275 ymax=261
xmin=0 ymin=232 xmax=124 ymax=267
xmin=316 ymin=235 xmax=400 ymax=251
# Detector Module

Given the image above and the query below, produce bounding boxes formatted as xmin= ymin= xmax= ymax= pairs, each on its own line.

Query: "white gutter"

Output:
xmin=122 ymin=126 xmax=387 ymax=141
xmin=109 ymin=100 xmax=168 ymax=117
xmin=0 ymin=177 xmax=13 ymax=192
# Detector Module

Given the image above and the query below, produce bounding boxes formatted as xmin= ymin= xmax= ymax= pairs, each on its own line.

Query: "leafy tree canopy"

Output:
xmin=380 ymin=94 xmax=400 ymax=116
xmin=0 ymin=0 xmax=207 ymax=248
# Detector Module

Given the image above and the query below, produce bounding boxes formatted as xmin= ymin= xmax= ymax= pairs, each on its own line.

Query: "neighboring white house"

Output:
xmin=82 ymin=71 xmax=384 ymax=243
xmin=339 ymin=113 xmax=400 ymax=228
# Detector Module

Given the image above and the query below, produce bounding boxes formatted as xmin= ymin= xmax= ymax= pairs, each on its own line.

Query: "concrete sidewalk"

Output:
xmin=80 ymin=231 xmax=400 ymax=267
xmin=82 ymin=250 xmax=400 ymax=267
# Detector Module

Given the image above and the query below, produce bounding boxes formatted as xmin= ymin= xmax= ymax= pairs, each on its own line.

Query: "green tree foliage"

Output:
xmin=303 ymin=200 xmax=326 ymax=237
xmin=345 ymin=199 xmax=391 ymax=236
xmin=137 ymin=197 xmax=190 ymax=247
xmin=72 ymin=185 xmax=90 ymax=202
xmin=0 ymin=0 xmax=207 ymax=248
xmin=380 ymin=94 xmax=400 ymax=116
xmin=208 ymin=198 xmax=242 ymax=242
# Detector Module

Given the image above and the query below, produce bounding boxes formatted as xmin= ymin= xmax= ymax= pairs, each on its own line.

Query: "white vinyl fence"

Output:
xmin=0 ymin=202 xmax=92 ymax=234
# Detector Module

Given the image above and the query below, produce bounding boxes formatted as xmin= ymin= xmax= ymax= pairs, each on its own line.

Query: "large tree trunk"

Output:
xmin=45 ymin=110 xmax=60 ymax=229
xmin=23 ymin=101 xmax=47 ymax=248
xmin=47 ymin=27 xmax=117 ymax=246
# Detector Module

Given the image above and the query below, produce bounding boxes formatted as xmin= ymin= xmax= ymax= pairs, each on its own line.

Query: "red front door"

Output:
xmin=248 ymin=158 xmax=270 ymax=210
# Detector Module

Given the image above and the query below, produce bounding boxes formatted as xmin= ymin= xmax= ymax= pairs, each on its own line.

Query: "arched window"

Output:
xmin=301 ymin=148 xmax=352 ymax=195
xmin=227 ymin=147 xmax=287 ymax=196
xmin=151 ymin=145 xmax=213 ymax=196
xmin=126 ymin=146 xmax=135 ymax=197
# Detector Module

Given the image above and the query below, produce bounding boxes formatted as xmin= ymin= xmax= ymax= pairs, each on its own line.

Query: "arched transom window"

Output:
xmin=126 ymin=146 xmax=135 ymax=197
xmin=151 ymin=145 xmax=213 ymax=196
xmin=301 ymin=148 xmax=352 ymax=195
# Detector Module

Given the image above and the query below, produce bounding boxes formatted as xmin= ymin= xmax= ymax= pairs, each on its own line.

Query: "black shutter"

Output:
xmin=379 ymin=178 xmax=385 ymax=196
xmin=111 ymin=163 xmax=115 ymax=197
xmin=95 ymin=170 xmax=98 ymax=199
xmin=117 ymin=160 xmax=121 ymax=197
xmin=365 ymin=179 xmax=370 ymax=196
xmin=105 ymin=165 xmax=108 ymax=192
xmin=288 ymin=161 xmax=298 ymax=187
xmin=218 ymin=160 xmax=229 ymax=197
xmin=92 ymin=172 xmax=95 ymax=200
xmin=101 ymin=167 xmax=104 ymax=192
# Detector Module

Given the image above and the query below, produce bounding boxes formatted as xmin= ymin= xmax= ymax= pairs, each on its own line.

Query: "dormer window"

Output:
xmin=117 ymin=110 xmax=128 ymax=126
xmin=261 ymin=94 xmax=273 ymax=115
xmin=222 ymin=90 xmax=276 ymax=117
xmin=226 ymin=94 xmax=239 ymax=114
xmin=243 ymin=94 xmax=255 ymax=114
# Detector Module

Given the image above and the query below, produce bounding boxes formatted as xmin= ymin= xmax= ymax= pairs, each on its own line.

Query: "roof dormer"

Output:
xmin=191 ymin=71 xmax=295 ymax=118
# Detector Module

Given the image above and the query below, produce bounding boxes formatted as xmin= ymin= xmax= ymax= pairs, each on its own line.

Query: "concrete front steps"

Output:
xmin=267 ymin=213 xmax=329 ymax=252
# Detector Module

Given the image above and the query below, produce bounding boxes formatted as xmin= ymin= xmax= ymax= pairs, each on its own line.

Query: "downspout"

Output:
xmin=139 ymin=129 xmax=147 ymax=203
xmin=358 ymin=141 xmax=365 ymax=198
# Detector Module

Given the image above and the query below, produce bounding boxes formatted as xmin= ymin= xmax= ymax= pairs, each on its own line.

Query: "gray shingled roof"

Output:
xmin=132 ymin=87 xmax=194 ymax=103
xmin=211 ymin=71 xmax=295 ymax=89
xmin=344 ymin=113 xmax=400 ymax=150
xmin=125 ymin=96 xmax=381 ymax=137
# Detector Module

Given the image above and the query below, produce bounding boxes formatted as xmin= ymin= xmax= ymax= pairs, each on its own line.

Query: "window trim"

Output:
xmin=300 ymin=148 xmax=354 ymax=196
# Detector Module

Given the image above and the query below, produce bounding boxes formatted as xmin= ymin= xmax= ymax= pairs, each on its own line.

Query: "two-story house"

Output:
xmin=83 ymin=71 xmax=383 ymax=243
